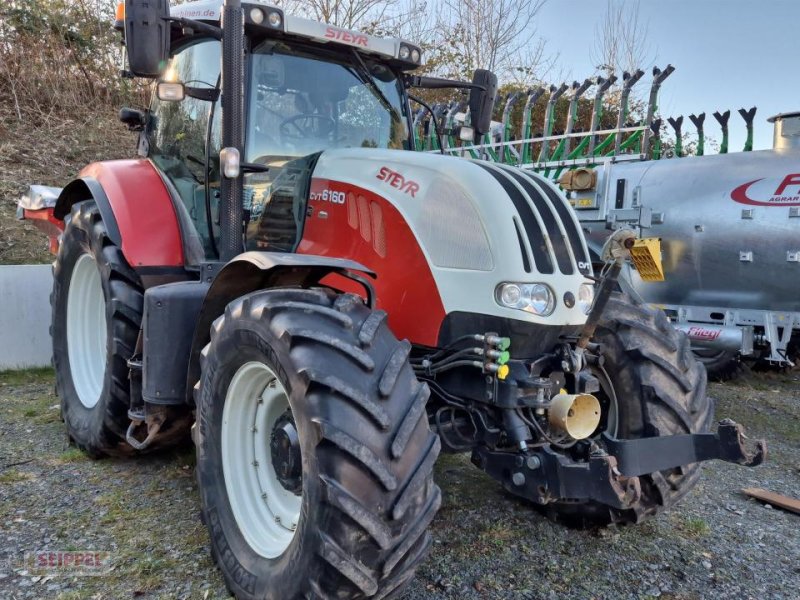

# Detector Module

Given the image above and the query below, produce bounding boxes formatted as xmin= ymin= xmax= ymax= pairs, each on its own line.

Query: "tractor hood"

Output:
xmin=306 ymin=148 xmax=594 ymax=327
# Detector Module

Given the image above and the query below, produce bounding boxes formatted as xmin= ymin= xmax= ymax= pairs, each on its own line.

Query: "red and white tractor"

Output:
xmin=19 ymin=1 xmax=764 ymax=598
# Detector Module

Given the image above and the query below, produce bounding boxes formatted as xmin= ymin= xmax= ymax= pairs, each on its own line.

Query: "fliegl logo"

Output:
xmin=376 ymin=166 xmax=420 ymax=197
xmin=731 ymin=173 xmax=800 ymax=206
xmin=686 ymin=326 xmax=722 ymax=342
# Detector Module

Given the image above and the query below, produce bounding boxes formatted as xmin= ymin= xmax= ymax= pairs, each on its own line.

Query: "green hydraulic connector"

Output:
xmin=426 ymin=103 xmax=447 ymax=152
xmin=586 ymin=74 xmax=615 ymax=159
xmin=593 ymin=132 xmax=616 ymax=156
xmin=443 ymin=99 xmax=466 ymax=151
xmin=552 ymin=78 xmax=592 ymax=179
xmin=501 ymin=91 xmax=523 ymax=164
xmin=713 ymin=110 xmax=730 ymax=154
xmin=650 ymin=119 xmax=663 ymax=160
xmin=412 ymin=107 xmax=425 ymax=150
xmin=461 ymin=107 xmax=480 ymax=159
xmin=667 ymin=116 xmax=683 ymax=157
xmin=482 ymin=131 xmax=499 ymax=162
xmin=520 ymin=87 xmax=544 ymax=164
xmin=547 ymin=81 xmax=580 ymax=175
xmin=614 ymin=129 xmax=643 ymax=156
xmin=611 ymin=69 xmax=644 ymax=157
xmin=641 ymin=65 xmax=674 ymax=158
xmin=689 ymin=113 xmax=705 ymax=156
xmin=739 ymin=106 xmax=757 ymax=152
xmin=538 ymin=82 xmax=568 ymax=164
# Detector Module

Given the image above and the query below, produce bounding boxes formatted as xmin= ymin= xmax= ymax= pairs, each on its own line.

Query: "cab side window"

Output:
xmin=148 ymin=39 xmax=221 ymax=258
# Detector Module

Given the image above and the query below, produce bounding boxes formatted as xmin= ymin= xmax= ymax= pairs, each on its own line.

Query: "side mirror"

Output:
xmin=124 ymin=0 xmax=171 ymax=78
xmin=468 ymin=69 xmax=498 ymax=140
xmin=119 ymin=107 xmax=147 ymax=131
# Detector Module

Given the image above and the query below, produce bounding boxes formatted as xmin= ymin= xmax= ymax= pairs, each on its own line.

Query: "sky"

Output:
xmin=534 ymin=0 xmax=798 ymax=151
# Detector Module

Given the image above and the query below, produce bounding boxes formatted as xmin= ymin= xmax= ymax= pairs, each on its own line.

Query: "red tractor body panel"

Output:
xmin=297 ymin=178 xmax=446 ymax=346
xmin=20 ymin=207 xmax=63 ymax=254
xmin=80 ymin=160 xmax=184 ymax=267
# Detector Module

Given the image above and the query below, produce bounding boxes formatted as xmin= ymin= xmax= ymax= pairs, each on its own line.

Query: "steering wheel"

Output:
xmin=279 ymin=114 xmax=336 ymax=142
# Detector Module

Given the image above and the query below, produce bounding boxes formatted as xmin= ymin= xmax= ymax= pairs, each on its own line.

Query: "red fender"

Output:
xmin=298 ymin=178 xmax=446 ymax=346
xmin=79 ymin=160 xmax=184 ymax=267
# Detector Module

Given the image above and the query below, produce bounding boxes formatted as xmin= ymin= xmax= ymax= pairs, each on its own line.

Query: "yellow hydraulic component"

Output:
xmin=630 ymin=238 xmax=665 ymax=282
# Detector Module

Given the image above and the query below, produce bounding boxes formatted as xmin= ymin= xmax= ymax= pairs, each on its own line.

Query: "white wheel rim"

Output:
xmin=66 ymin=253 xmax=108 ymax=409
xmin=221 ymin=361 xmax=301 ymax=558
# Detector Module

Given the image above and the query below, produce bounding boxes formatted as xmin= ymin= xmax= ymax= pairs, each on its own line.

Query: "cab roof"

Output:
xmin=170 ymin=0 xmax=423 ymax=68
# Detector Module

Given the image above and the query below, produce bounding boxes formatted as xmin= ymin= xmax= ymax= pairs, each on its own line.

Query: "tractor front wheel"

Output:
xmin=52 ymin=201 xmax=143 ymax=457
xmin=195 ymin=288 xmax=441 ymax=599
xmin=544 ymin=290 xmax=714 ymax=526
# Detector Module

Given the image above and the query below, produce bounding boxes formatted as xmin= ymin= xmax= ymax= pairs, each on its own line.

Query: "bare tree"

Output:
xmin=280 ymin=0 xmax=401 ymax=30
xmin=592 ymin=0 xmax=654 ymax=77
xmin=434 ymin=0 xmax=549 ymax=80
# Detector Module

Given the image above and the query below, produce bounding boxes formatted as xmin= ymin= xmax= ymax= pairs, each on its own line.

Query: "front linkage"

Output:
xmin=476 ymin=420 xmax=765 ymax=513
xmin=419 ymin=231 xmax=766 ymax=516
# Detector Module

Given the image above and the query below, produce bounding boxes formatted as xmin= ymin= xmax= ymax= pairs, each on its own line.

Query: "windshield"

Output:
xmin=246 ymin=42 xmax=409 ymax=164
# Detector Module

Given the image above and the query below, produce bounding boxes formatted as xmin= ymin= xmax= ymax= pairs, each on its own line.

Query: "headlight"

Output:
xmin=495 ymin=283 xmax=555 ymax=316
xmin=399 ymin=45 xmax=411 ymax=60
xmin=249 ymin=8 xmax=265 ymax=23
xmin=577 ymin=283 xmax=595 ymax=315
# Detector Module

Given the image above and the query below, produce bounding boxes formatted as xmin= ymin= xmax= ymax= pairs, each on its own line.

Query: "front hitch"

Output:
xmin=472 ymin=419 xmax=765 ymax=510
xmin=602 ymin=418 xmax=766 ymax=477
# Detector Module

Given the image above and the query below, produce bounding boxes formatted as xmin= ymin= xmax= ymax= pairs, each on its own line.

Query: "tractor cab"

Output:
xmin=125 ymin=0 xmax=475 ymax=260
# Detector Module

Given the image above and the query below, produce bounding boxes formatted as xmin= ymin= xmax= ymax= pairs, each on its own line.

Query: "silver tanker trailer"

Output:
xmin=417 ymin=68 xmax=796 ymax=377
xmin=574 ymin=112 xmax=800 ymax=377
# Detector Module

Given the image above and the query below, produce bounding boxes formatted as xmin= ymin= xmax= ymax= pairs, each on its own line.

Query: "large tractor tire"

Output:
xmin=195 ymin=288 xmax=441 ymax=600
xmin=545 ymin=290 xmax=713 ymax=526
xmin=52 ymin=202 xmax=143 ymax=457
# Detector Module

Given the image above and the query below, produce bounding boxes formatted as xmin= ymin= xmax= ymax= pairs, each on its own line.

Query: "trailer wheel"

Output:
xmin=545 ymin=290 xmax=713 ymax=526
xmin=195 ymin=288 xmax=441 ymax=600
xmin=693 ymin=349 xmax=745 ymax=382
xmin=51 ymin=201 xmax=143 ymax=457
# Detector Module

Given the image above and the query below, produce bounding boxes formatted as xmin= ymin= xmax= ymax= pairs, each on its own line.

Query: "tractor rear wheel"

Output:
xmin=195 ymin=288 xmax=441 ymax=600
xmin=51 ymin=201 xmax=143 ymax=457
xmin=544 ymin=290 xmax=713 ymax=526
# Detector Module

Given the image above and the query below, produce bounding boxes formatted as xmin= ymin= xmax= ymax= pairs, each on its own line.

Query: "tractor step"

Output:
xmin=127 ymin=407 xmax=145 ymax=421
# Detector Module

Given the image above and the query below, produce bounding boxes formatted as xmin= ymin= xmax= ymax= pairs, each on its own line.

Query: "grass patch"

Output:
xmin=678 ymin=516 xmax=710 ymax=538
xmin=55 ymin=447 xmax=88 ymax=464
xmin=478 ymin=523 xmax=516 ymax=549
xmin=0 ymin=367 xmax=54 ymax=386
xmin=0 ymin=467 xmax=33 ymax=483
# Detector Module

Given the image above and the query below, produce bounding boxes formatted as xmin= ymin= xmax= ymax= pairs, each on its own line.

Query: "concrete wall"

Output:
xmin=0 ymin=265 xmax=53 ymax=370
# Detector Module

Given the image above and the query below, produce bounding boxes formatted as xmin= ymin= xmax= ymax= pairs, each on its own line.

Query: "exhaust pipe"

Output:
xmin=548 ymin=393 xmax=602 ymax=441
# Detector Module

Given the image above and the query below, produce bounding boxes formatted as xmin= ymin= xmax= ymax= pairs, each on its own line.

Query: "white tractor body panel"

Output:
xmin=313 ymin=148 xmax=594 ymax=326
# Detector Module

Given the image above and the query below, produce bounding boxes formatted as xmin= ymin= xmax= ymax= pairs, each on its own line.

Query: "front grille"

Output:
xmin=477 ymin=163 xmax=554 ymax=274
xmin=475 ymin=162 xmax=590 ymax=275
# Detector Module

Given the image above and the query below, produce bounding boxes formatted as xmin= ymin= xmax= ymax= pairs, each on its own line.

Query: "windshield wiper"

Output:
xmin=348 ymin=49 xmax=402 ymax=123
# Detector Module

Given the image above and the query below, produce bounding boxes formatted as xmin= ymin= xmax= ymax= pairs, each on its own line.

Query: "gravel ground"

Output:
xmin=0 ymin=368 xmax=798 ymax=600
